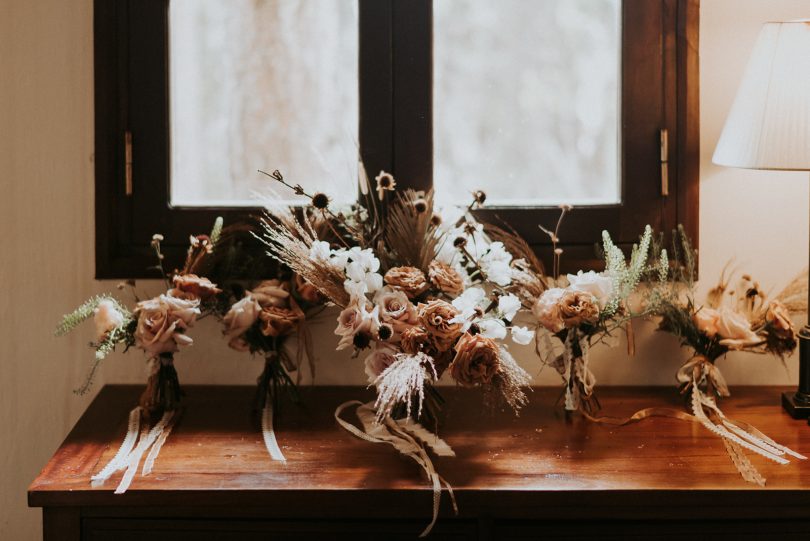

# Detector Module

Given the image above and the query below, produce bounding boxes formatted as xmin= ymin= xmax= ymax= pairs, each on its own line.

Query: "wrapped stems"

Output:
xmin=140 ymin=353 xmax=182 ymax=415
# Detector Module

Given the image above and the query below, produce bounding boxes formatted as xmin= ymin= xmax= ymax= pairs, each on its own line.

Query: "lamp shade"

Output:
xmin=713 ymin=21 xmax=810 ymax=171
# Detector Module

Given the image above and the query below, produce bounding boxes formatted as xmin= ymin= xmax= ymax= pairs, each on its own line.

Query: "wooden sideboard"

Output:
xmin=29 ymin=385 xmax=810 ymax=540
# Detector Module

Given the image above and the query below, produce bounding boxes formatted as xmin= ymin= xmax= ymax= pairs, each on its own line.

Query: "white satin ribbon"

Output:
xmin=262 ymin=393 xmax=287 ymax=462
xmin=335 ymin=400 xmax=457 ymax=538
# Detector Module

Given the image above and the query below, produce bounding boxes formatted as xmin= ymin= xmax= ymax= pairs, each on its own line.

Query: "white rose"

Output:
xmin=510 ymin=325 xmax=535 ymax=345
xmin=567 ymin=270 xmax=614 ymax=307
xmin=309 ymin=240 xmax=332 ymax=262
xmin=93 ymin=299 xmax=125 ymax=341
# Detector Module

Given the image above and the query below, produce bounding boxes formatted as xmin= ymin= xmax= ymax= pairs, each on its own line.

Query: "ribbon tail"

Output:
xmin=91 ymin=407 xmax=142 ymax=487
xmin=335 ymin=401 xmax=456 ymax=537
xmin=142 ymin=409 xmax=178 ymax=475
xmin=114 ymin=410 xmax=174 ymax=494
xmin=722 ymin=438 xmax=766 ymax=487
xmin=396 ymin=419 xmax=456 ymax=457
xmin=262 ymin=394 xmax=287 ymax=462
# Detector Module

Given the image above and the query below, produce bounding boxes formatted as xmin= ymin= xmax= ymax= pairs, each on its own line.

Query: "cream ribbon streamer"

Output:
xmin=91 ymin=408 xmax=177 ymax=493
xmin=335 ymin=400 xmax=457 ymax=538
xmin=262 ymin=393 xmax=287 ymax=462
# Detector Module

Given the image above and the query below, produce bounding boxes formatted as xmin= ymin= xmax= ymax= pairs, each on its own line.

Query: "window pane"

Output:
xmin=169 ymin=0 xmax=358 ymax=207
xmin=434 ymin=0 xmax=621 ymax=206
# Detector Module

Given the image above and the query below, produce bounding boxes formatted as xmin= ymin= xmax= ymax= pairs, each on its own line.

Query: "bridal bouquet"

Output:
xmin=505 ymin=213 xmax=667 ymax=413
xmin=649 ymin=227 xmax=805 ymax=484
xmin=55 ymin=221 xmax=223 ymax=492
xmin=257 ymin=169 xmax=531 ymax=536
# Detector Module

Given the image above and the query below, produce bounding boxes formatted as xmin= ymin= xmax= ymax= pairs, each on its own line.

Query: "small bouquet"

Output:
xmin=506 ymin=211 xmax=666 ymax=413
xmin=217 ymin=262 xmax=323 ymax=461
xmin=649 ymin=227 xmax=805 ymax=484
xmin=55 ymin=221 xmax=223 ymax=492
xmin=256 ymin=169 xmax=531 ymax=536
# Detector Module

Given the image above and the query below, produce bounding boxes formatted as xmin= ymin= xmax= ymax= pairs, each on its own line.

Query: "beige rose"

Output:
xmin=428 ymin=261 xmax=465 ymax=296
xmin=693 ymin=307 xmax=721 ymax=337
xmin=259 ymin=297 xmax=304 ymax=337
xmin=364 ymin=344 xmax=399 ymax=384
xmin=334 ymin=299 xmax=378 ymax=350
xmin=375 ymin=288 xmax=417 ymax=331
xmin=532 ymin=287 xmax=565 ymax=333
xmin=450 ymin=333 xmax=500 ymax=387
xmin=384 ymin=266 xmax=429 ymax=299
xmin=294 ymin=274 xmax=322 ymax=304
xmin=765 ymin=301 xmax=794 ymax=340
xmin=170 ymin=274 xmax=221 ymax=301
xmin=400 ymin=326 xmax=431 ymax=355
xmin=418 ymin=300 xmax=463 ymax=352
xmin=223 ymin=294 xmax=261 ymax=344
xmin=559 ymin=290 xmax=600 ymax=327
xmin=716 ymin=307 xmax=762 ymax=349
xmin=251 ymin=280 xmax=292 ymax=308
xmin=93 ymin=298 xmax=125 ymax=341
xmin=134 ymin=294 xmax=200 ymax=357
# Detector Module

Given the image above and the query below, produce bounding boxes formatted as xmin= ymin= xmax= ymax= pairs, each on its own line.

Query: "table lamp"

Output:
xmin=712 ymin=20 xmax=810 ymax=418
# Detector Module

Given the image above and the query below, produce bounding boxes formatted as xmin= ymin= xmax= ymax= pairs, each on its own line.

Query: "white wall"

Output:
xmin=2 ymin=0 xmax=809 ymax=539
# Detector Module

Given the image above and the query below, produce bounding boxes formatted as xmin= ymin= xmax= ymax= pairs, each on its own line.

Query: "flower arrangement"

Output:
xmin=256 ymin=168 xmax=532 ymax=535
xmin=55 ymin=221 xmax=224 ymax=492
xmin=647 ymin=227 xmax=806 ymax=484
xmin=502 ymin=208 xmax=667 ymax=413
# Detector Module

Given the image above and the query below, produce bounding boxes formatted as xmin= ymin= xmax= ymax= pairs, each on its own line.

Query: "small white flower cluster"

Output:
xmin=309 ymin=241 xmax=384 ymax=299
xmin=450 ymin=287 xmax=534 ymax=345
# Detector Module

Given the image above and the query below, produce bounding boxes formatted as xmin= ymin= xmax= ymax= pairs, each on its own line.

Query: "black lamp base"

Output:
xmin=782 ymin=326 xmax=810 ymax=419
xmin=782 ymin=391 xmax=810 ymax=419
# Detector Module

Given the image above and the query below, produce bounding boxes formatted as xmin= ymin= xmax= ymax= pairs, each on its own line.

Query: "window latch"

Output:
xmin=659 ymin=128 xmax=669 ymax=197
xmin=124 ymin=130 xmax=133 ymax=197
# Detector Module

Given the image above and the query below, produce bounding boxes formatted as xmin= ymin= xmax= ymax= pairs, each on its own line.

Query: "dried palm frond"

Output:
xmin=257 ymin=207 xmax=350 ymax=307
xmin=774 ymin=269 xmax=808 ymax=315
xmin=373 ymin=352 xmax=436 ymax=424
xmin=510 ymin=258 xmax=547 ymax=306
xmin=385 ymin=189 xmax=440 ymax=272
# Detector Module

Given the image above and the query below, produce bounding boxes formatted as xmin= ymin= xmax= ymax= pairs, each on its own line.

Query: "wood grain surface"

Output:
xmin=28 ymin=385 xmax=810 ymax=523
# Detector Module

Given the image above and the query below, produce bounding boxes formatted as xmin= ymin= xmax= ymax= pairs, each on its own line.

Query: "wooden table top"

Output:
xmin=28 ymin=385 xmax=810 ymax=521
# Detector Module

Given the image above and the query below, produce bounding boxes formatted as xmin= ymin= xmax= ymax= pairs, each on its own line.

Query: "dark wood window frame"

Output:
xmin=94 ymin=0 xmax=699 ymax=278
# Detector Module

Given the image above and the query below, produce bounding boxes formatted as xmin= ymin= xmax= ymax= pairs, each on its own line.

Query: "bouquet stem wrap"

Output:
xmin=335 ymin=400 xmax=457 ymax=538
xmin=552 ymin=329 xmax=597 ymax=413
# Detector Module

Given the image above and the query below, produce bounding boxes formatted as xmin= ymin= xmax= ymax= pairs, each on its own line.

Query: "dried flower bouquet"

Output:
xmin=646 ymin=227 xmax=806 ymax=484
xmin=55 ymin=222 xmax=224 ymax=492
xmin=256 ymin=168 xmax=532 ymax=536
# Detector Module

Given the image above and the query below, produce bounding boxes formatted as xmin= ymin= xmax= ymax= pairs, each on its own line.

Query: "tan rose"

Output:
xmin=170 ymin=274 xmax=221 ymax=301
xmin=251 ymin=280 xmax=292 ymax=308
xmin=716 ymin=307 xmax=761 ymax=349
xmin=428 ymin=261 xmax=465 ymax=296
xmin=294 ymin=274 xmax=323 ymax=304
xmin=134 ymin=294 xmax=200 ymax=357
xmin=384 ymin=266 xmax=429 ymax=299
xmin=259 ymin=297 xmax=304 ymax=337
xmin=532 ymin=288 xmax=565 ymax=333
xmin=93 ymin=298 xmax=125 ymax=341
xmin=418 ymin=299 xmax=463 ymax=352
xmin=450 ymin=332 xmax=500 ymax=387
xmin=765 ymin=301 xmax=794 ymax=340
xmin=364 ymin=344 xmax=399 ymax=384
xmin=693 ymin=307 xmax=721 ymax=337
xmin=559 ymin=290 xmax=600 ymax=327
xmin=400 ymin=326 xmax=431 ymax=355
xmin=223 ymin=294 xmax=261 ymax=345
xmin=375 ymin=288 xmax=417 ymax=331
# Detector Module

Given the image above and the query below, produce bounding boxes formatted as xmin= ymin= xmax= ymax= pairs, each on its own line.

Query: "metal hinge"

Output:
xmin=124 ymin=130 xmax=133 ymax=196
xmin=659 ymin=128 xmax=669 ymax=197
